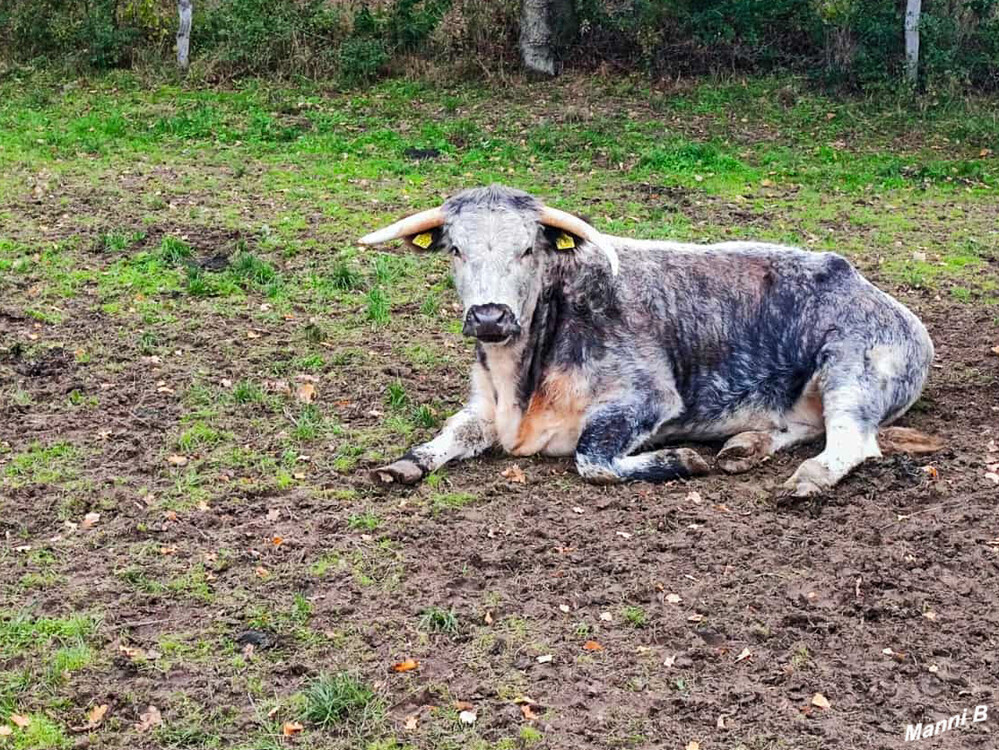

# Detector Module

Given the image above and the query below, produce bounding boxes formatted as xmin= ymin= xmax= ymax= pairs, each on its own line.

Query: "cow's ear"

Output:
xmin=404 ymin=228 xmax=442 ymax=251
xmin=542 ymin=225 xmax=580 ymax=252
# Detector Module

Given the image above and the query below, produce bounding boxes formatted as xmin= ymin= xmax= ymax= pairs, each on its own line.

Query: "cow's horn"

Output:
xmin=539 ymin=206 xmax=619 ymax=276
xmin=359 ymin=207 xmax=445 ymax=245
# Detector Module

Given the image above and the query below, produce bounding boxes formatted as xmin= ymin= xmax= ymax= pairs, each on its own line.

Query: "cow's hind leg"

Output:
xmin=575 ymin=401 xmax=709 ymax=484
xmin=717 ymin=377 xmax=826 ymax=474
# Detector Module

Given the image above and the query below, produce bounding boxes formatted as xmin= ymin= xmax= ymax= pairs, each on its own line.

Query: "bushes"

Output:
xmin=0 ymin=0 xmax=997 ymax=91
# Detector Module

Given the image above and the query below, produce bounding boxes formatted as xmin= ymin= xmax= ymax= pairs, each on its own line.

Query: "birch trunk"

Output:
xmin=177 ymin=0 xmax=192 ymax=71
xmin=904 ymin=0 xmax=921 ymax=84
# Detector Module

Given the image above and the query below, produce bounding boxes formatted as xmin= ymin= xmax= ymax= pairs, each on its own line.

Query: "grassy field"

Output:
xmin=1 ymin=72 xmax=998 ymax=749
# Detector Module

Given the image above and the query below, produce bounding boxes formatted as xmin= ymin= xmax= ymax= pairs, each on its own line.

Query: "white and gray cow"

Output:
xmin=360 ymin=185 xmax=934 ymax=497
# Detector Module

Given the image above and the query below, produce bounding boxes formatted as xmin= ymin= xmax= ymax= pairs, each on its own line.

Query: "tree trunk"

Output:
xmin=177 ymin=0 xmax=192 ymax=71
xmin=520 ymin=0 xmax=557 ymax=76
xmin=904 ymin=0 xmax=921 ymax=84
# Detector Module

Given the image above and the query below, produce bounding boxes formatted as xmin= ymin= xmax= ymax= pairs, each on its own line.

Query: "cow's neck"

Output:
xmin=479 ymin=286 xmax=562 ymax=450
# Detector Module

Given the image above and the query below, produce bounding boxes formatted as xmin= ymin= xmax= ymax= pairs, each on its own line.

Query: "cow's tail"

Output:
xmin=877 ymin=426 xmax=944 ymax=455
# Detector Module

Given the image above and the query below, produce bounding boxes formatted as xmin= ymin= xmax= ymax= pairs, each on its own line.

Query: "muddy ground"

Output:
xmin=1 ymin=77 xmax=998 ymax=750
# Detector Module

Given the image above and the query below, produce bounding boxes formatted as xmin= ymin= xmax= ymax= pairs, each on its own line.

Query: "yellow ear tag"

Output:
xmin=555 ymin=232 xmax=576 ymax=250
xmin=411 ymin=232 xmax=433 ymax=249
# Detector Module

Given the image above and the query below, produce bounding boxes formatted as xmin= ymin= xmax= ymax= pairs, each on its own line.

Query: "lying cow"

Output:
xmin=360 ymin=185 xmax=933 ymax=496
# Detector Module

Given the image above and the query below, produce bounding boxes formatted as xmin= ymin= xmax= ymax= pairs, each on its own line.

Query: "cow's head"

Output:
xmin=359 ymin=185 xmax=617 ymax=345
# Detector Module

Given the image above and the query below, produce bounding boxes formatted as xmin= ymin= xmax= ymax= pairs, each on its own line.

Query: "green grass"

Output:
xmin=300 ymin=673 xmax=383 ymax=733
xmin=3 ymin=442 xmax=78 ymax=486
xmin=419 ymin=607 xmax=460 ymax=636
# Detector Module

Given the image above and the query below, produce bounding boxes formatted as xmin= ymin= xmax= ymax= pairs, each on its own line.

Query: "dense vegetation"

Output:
xmin=1 ymin=0 xmax=998 ymax=90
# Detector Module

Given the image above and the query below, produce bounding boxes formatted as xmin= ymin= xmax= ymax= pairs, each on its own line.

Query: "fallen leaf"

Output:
xmin=87 ymin=704 xmax=109 ymax=726
xmin=9 ymin=715 xmax=30 ymax=729
xmin=272 ymin=536 xmax=283 ymax=546
xmin=81 ymin=512 xmax=101 ymax=529
xmin=558 ymin=604 xmax=570 ymax=613
xmin=0 ymin=726 xmax=11 ymax=736
xmin=453 ymin=701 xmax=475 ymax=711
xmin=811 ymin=693 xmax=831 ymax=709
xmin=404 ymin=714 xmax=419 ymax=730
xmin=134 ymin=705 xmax=162 ymax=733
xmin=686 ymin=741 xmax=701 ymax=750
xmin=501 ymin=464 xmax=526 ymax=483
xmin=666 ymin=593 xmax=682 ymax=604
xmin=392 ymin=659 xmax=419 ymax=673
xmin=991 ymin=345 xmax=999 ymax=356
xmin=266 ymin=508 xmax=280 ymax=522
xmin=458 ymin=710 xmax=477 ymax=725
xmin=985 ymin=472 xmax=999 ymax=485
xmin=922 ymin=465 xmax=939 ymax=479
xmin=717 ymin=715 xmax=726 ymax=729
xmin=615 ymin=530 xmax=632 ymax=539
xmin=735 ymin=647 xmax=752 ymax=662
xmin=572 ymin=506 xmax=584 ymax=514
xmin=663 ymin=655 xmax=677 ymax=668
xmin=160 ymin=546 xmax=176 ymax=555
xmin=599 ymin=612 xmax=612 ymax=622
xmin=295 ymin=382 xmax=317 ymax=404
xmin=166 ymin=454 xmax=189 ymax=467
xmin=583 ymin=640 xmax=603 ymax=651
xmin=536 ymin=654 xmax=553 ymax=664
xmin=484 ymin=610 xmax=493 ymax=625
xmin=282 ymin=721 xmax=303 ymax=736
xmin=255 ymin=566 xmax=269 ymax=578
xmin=923 ymin=610 xmax=937 ymax=621
xmin=687 ymin=613 xmax=704 ymax=623
xmin=521 ymin=704 xmax=539 ymax=721
xmin=164 ymin=510 xmax=178 ymax=522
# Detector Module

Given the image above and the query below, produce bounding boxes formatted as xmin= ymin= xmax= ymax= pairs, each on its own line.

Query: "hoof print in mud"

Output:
xmin=370 ymin=459 xmax=424 ymax=485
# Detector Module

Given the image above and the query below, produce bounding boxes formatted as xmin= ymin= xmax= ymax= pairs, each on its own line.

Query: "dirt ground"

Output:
xmin=1 ymin=77 xmax=998 ymax=750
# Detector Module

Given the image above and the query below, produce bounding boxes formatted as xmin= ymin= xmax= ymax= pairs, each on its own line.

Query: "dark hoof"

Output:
xmin=370 ymin=459 xmax=424 ymax=485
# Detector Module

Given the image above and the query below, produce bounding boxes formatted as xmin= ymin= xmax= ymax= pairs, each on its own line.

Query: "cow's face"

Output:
xmin=444 ymin=207 xmax=547 ymax=344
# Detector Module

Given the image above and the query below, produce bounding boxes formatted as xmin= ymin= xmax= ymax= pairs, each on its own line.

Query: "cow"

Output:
xmin=359 ymin=185 xmax=934 ymax=497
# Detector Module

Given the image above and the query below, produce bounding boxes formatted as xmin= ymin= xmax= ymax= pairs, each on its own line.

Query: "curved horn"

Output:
xmin=359 ymin=206 xmax=445 ymax=245
xmin=539 ymin=206 xmax=619 ymax=276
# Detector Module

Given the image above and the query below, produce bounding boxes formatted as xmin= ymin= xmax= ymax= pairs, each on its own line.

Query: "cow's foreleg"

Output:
xmin=371 ymin=404 xmax=496 ymax=485
xmin=575 ymin=401 xmax=709 ymax=484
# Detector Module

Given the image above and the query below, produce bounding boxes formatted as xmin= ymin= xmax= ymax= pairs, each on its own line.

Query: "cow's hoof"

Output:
xmin=370 ymin=459 xmax=423 ymax=485
xmin=677 ymin=448 xmax=711 ymax=476
xmin=781 ymin=460 xmax=832 ymax=498
xmin=716 ymin=431 xmax=772 ymax=474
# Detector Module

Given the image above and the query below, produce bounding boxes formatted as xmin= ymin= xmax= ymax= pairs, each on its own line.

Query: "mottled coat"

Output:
xmin=363 ymin=185 xmax=933 ymax=496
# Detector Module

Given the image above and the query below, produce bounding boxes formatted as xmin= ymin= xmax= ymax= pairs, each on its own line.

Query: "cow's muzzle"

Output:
xmin=463 ymin=303 xmax=521 ymax=343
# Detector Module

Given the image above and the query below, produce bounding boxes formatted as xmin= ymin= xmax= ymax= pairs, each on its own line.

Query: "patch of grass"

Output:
xmin=386 ymin=381 xmax=407 ymax=411
xmin=419 ymin=607 xmax=460 ymax=636
xmin=160 ymin=235 xmax=194 ymax=264
xmin=623 ymin=606 xmax=647 ymax=628
xmin=177 ymin=423 xmax=230 ymax=452
xmin=412 ymin=404 xmax=439 ymax=429
xmin=99 ymin=229 xmax=144 ymax=253
xmin=366 ymin=288 xmax=390 ymax=325
xmin=2 ymin=713 xmax=71 ymax=749
xmin=300 ymin=672 xmax=383 ymax=732
xmin=3 ymin=441 xmax=78 ymax=486
xmin=331 ymin=260 xmax=363 ymax=291
xmin=232 ymin=379 xmax=265 ymax=404
xmin=431 ymin=492 xmax=476 ymax=514
xmin=348 ymin=513 xmax=381 ymax=532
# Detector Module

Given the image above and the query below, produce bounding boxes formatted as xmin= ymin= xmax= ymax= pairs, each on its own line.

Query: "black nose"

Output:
xmin=463 ymin=303 xmax=521 ymax=342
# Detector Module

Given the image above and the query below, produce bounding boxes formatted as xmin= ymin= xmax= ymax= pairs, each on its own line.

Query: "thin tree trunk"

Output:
xmin=904 ymin=0 xmax=921 ymax=84
xmin=177 ymin=0 xmax=192 ymax=71
xmin=520 ymin=0 xmax=556 ymax=76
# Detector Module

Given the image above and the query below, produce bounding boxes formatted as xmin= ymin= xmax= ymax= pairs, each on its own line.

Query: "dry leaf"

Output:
xmin=404 ymin=714 xmax=419 ymax=731
xmin=0 ymin=726 xmax=11 ymax=736
xmin=558 ymin=604 xmax=570 ymax=613
xmin=572 ymin=506 xmax=584 ymax=514
xmin=295 ymin=382 xmax=317 ymax=404
xmin=521 ymin=704 xmax=539 ymax=721
xmin=686 ymin=741 xmax=701 ymax=750
xmin=81 ymin=512 xmax=101 ymax=529
xmin=687 ymin=613 xmax=705 ymax=623
xmin=923 ymin=610 xmax=937 ymax=621
xmin=255 ymin=566 xmax=269 ymax=578
xmin=583 ymin=640 xmax=603 ymax=652
xmin=392 ymin=659 xmax=419 ymax=673
xmin=458 ymin=710 xmax=477 ymax=725
xmin=282 ymin=721 xmax=303 ymax=736
xmin=599 ymin=612 xmax=612 ymax=622
xmin=666 ymin=593 xmax=681 ymax=604
xmin=453 ymin=701 xmax=474 ymax=711
xmin=536 ymin=654 xmax=553 ymax=664
xmin=501 ymin=464 xmax=526 ymax=483
xmin=87 ymin=704 xmax=109 ymax=726
xmin=811 ymin=693 xmax=831 ymax=709
xmin=266 ymin=508 xmax=280 ymax=522
xmin=272 ymin=536 xmax=283 ymax=546
xmin=735 ymin=647 xmax=752 ymax=662
xmin=483 ymin=611 xmax=493 ymax=625
xmin=134 ymin=705 xmax=162 ymax=733
xmin=717 ymin=715 xmax=726 ymax=729
xmin=166 ymin=454 xmax=189 ymax=466
xmin=160 ymin=546 xmax=177 ymax=555
xmin=922 ymin=465 xmax=939 ymax=479
xmin=9 ymin=715 xmax=30 ymax=729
